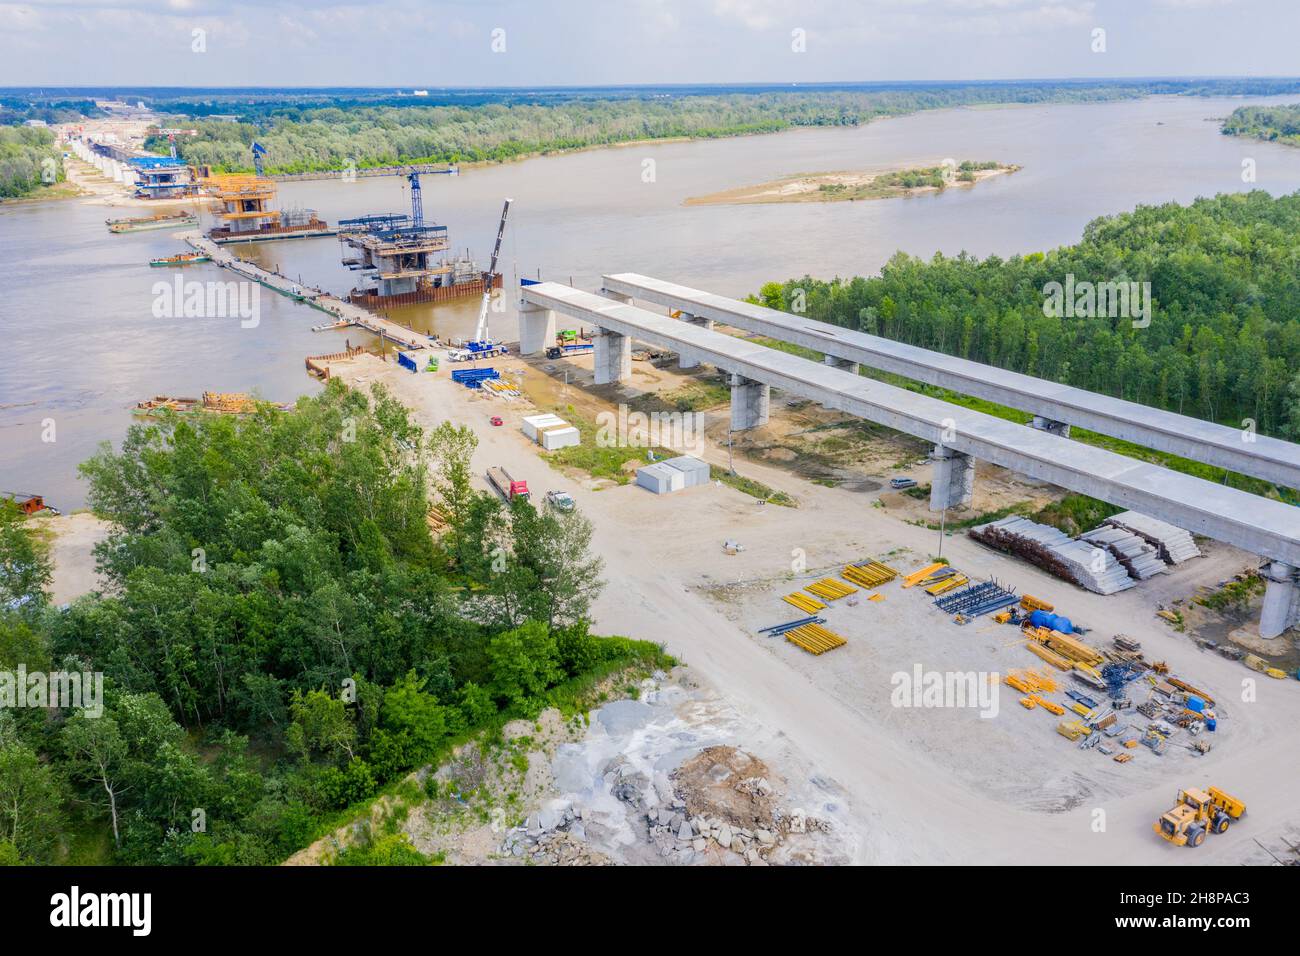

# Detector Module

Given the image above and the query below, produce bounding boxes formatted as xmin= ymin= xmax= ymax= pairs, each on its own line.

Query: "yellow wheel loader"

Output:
xmin=1153 ymin=787 xmax=1245 ymax=847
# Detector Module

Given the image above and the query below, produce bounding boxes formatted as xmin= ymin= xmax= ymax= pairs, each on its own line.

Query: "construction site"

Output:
xmin=285 ymin=257 xmax=1300 ymax=866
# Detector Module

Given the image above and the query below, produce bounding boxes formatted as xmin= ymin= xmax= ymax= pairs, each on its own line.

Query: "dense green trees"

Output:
xmin=1222 ymin=104 xmax=1300 ymax=147
xmin=0 ymin=380 xmax=665 ymax=864
xmin=0 ymin=127 xmax=63 ymax=199
xmin=758 ymin=191 xmax=1300 ymax=458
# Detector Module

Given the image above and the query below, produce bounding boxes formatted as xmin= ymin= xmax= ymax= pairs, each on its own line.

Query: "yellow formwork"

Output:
xmin=806 ymin=578 xmax=858 ymax=601
xmin=1025 ymin=641 xmax=1073 ymax=670
xmin=1032 ymin=695 xmax=1066 ymax=716
xmin=842 ymin=560 xmax=899 ymax=589
xmin=925 ymin=573 xmax=968 ymax=596
xmin=1020 ymin=594 xmax=1054 ymax=613
xmin=901 ymin=562 xmax=945 ymax=588
xmin=785 ymin=623 xmax=847 ymax=655
xmin=783 ymin=592 xmax=827 ymax=614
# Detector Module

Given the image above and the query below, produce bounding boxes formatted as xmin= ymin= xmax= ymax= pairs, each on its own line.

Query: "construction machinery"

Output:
xmin=467 ymin=198 xmax=513 ymax=352
xmin=486 ymin=466 xmax=529 ymax=502
xmin=1153 ymin=787 xmax=1246 ymax=847
xmin=251 ymin=141 xmax=268 ymax=177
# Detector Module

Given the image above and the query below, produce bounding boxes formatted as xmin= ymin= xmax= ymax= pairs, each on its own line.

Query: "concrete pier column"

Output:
xmin=678 ymin=312 xmax=713 ymax=370
xmin=930 ymin=443 xmax=975 ymax=512
xmin=593 ymin=329 xmax=632 ymax=385
xmin=517 ymin=299 xmax=556 ymax=355
xmin=1029 ymin=415 xmax=1071 ymax=438
xmin=1259 ymin=561 xmax=1298 ymax=639
xmin=729 ymin=374 xmax=770 ymax=431
xmin=824 ymin=355 xmax=860 ymax=375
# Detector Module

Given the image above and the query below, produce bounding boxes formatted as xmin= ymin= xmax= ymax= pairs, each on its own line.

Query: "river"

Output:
xmin=5 ymin=94 xmax=1300 ymax=509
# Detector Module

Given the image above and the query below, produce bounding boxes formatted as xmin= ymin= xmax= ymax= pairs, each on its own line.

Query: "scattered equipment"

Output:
xmin=934 ymin=579 xmax=1019 ymax=618
xmin=452 ymin=367 xmax=500 ymax=388
xmin=1153 ymin=787 xmax=1246 ymax=847
xmin=901 ymin=563 xmax=946 ymax=588
xmin=758 ymin=616 xmax=827 ymax=638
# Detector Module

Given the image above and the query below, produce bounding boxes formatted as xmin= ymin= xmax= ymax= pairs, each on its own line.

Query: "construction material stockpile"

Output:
xmin=451 ymin=367 xmax=500 ymax=389
xmin=842 ymin=561 xmax=898 ymax=589
xmin=970 ymin=516 xmax=1136 ymax=594
xmin=1103 ymin=511 xmax=1201 ymax=564
xmin=1079 ymin=525 xmax=1167 ymax=580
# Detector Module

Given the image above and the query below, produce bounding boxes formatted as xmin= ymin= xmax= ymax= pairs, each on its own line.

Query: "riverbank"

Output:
xmin=686 ymin=160 xmax=1020 ymax=205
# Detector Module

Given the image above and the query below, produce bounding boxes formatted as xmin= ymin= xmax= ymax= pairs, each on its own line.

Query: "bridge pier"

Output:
xmin=1030 ymin=415 xmax=1071 ymax=438
xmin=678 ymin=312 xmax=713 ymax=369
xmin=517 ymin=299 xmax=555 ymax=355
xmin=930 ymin=443 xmax=975 ymax=512
xmin=593 ymin=329 xmax=632 ymax=385
xmin=1259 ymin=561 xmax=1299 ymax=639
xmin=824 ymin=355 xmax=860 ymax=375
xmin=730 ymin=374 xmax=770 ymax=431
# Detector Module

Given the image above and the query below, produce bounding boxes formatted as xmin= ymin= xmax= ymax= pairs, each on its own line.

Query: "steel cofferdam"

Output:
xmin=520 ymin=281 xmax=1300 ymax=567
xmin=600 ymin=273 xmax=1300 ymax=492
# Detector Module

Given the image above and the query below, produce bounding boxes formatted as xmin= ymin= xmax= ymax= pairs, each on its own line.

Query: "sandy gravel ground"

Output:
xmin=323 ymin=349 xmax=1300 ymax=866
xmin=31 ymin=512 xmax=111 ymax=604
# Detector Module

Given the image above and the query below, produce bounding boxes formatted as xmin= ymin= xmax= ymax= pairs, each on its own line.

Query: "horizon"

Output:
xmin=4 ymin=0 xmax=1298 ymax=88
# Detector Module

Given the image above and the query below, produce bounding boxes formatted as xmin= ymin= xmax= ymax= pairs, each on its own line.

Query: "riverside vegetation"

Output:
xmin=0 ymin=381 xmax=670 ymax=865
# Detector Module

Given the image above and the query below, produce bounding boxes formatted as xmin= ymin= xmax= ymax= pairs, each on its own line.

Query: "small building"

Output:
xmin=522 ymin=413 xmax=566 ymax=443
xmin=538 ymin=424 xmax=580 ymax=451
xmin=663 ymin=455 xmax=710 ymax=488
xmin=636 ymin=462 xmax=686 ymax=495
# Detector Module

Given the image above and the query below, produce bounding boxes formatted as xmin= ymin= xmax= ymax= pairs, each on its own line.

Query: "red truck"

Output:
xmin=486 ymin=466 xmax=530 ymax=502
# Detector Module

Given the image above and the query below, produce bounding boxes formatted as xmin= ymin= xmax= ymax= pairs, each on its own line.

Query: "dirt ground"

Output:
xmin=30 ymin=511 xmax=111 ymax=604
xmin=327 ymin=348 xmax=1300 ymax=865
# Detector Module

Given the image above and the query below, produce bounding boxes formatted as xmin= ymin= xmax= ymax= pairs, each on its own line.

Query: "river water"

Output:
xmin=5 ymin=94 xmax=1300 ymax=508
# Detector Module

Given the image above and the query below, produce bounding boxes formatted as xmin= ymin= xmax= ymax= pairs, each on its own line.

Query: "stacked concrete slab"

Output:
xmin=1104 ymin=511 xmax=1201 ymax=564
xmin=970 ymin=515 xmax=1136 ymax=595
xmin=1080 ymin=525 xmax=1168 ymax=580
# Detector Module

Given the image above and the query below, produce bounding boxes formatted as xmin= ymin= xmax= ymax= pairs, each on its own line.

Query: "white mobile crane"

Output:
xmin=461 ymin=198 xmax=513 ymax=357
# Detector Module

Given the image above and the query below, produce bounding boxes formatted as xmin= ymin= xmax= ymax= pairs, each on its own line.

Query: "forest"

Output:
xmin=1222 ymin=103 xmax=1300 ymax=147
xmin=0 ymin=126 xmax=64 ymax=199
xmin=0 ymin=381 xmax=668 ymax=865
xmin=148 ymin=79 xmax=1300 ymax=175
xmin=755 ymin=190 xmax=1300 ymax=492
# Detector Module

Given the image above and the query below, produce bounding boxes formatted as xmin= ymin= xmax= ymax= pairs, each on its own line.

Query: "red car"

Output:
xmin=490 ymin=416 xmax=503 ymax=426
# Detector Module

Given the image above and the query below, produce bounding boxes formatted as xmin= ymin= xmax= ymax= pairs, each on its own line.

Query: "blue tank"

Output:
xmin=1028 ymin=609 xmax=1073 ymax=634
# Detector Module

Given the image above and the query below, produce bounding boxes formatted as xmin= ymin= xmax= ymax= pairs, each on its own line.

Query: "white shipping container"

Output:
xmin=522 ymin=413 xmax=566 ymax=442
xmin=539 ymin=425 xmax=580 ymax=450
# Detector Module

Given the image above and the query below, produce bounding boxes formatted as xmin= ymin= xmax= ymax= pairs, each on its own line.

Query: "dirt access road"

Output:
xmin=338 ymin=354 xmax=1300 ymax=865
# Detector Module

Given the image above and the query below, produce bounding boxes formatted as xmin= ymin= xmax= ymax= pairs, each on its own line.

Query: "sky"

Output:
xmin=1 ymin=0 xmax=1297 ymax=88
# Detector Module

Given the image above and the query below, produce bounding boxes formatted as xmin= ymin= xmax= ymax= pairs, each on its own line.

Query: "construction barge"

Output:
xmin=149 ymin=251 xmax=210 ymax=267
xmin=338 ymin=171 xmax=497 ymax=307
xmin=106 ymin=211 xmax=199 ymax=233
xmin=134 ymin=392 xmax=293 ymax=417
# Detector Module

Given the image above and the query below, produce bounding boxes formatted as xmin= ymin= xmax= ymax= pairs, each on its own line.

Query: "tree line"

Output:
xmin=0 ymin=127 xmax=63 ymax=199
xmin=755 ymin=190 xmax=1300 ymax=481
xmin=0 ymin=381 xmax=666 ymax=865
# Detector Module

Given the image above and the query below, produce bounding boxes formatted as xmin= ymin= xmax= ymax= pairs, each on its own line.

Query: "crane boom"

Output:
xmin=473 ymin=198 xmax=513 ymax=345
xmin=251 ymin=141 xmax=267 ymax=178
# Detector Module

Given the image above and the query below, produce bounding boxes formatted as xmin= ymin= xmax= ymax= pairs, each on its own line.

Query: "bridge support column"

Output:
xmin=729 ymin=374 xmax=770 ymax=431
xmin=1259 ymin=561 xmax=1299 ymax=639
xmin=593 ymin=329 xmax=632 ymax=385
xmin=678 ymin=312 xmax=713 ymax=370
xmin=1029 ymin=415 xmax=1071 ymax=438
xmin=517 ymin=299 xmax=555 ymax=356
xmin=824 ymin=355 xmax=860 ymax=375
xmin=930 ymin=444 xmax=974 ymax=512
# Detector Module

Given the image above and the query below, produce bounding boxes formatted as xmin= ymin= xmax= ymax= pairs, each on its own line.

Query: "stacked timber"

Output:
xmin=1103 ymin=511 xmax=1201 ymax=564
xmin=970 ymin=516 xmax=1136 ymax=595
xmin=1080 ymin=525 xmax=1168 ymax=580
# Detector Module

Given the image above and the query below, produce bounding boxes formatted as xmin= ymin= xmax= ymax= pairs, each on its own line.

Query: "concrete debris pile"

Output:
xmin=1080 ymin=525 xmax=1168 ymax=580
xmin=970 ymin=516 xmax=1136 ymax=594
xmin=1103 ymin=511 xmax=1201 ymax=564
xmin=499 ymin=805 xmax=611 ymax=865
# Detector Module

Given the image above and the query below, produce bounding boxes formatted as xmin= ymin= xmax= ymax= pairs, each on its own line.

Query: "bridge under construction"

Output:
xmin=517 ymin=278 xmax=1300 ymax=639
